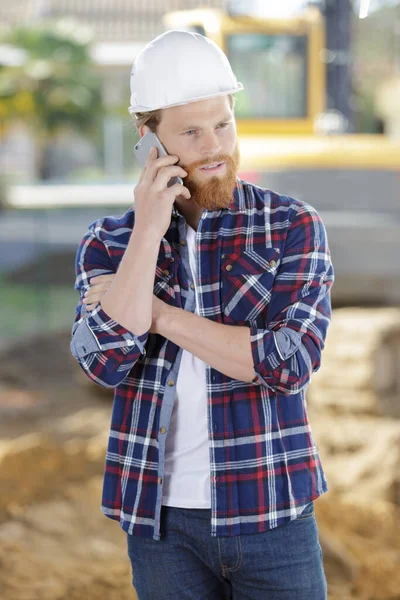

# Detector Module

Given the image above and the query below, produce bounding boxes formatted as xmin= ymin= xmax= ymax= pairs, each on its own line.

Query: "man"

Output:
xmin=71 ymin=30 xmax=333 ymax=600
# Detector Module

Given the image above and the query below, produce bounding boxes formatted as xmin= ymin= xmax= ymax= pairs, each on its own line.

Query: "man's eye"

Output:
xmin=217 ymin=122 xmax=229 ymax=129
xmin=185 ymin=130 xmax=196 ymax=136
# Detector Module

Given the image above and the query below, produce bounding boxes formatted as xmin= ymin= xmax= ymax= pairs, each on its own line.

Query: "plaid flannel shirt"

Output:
xmin=70 ymin=178 xmax=334 ymax=540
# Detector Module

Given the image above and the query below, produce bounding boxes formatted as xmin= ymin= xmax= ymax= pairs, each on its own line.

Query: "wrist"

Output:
xmin=132 ymin=219 xmax=164 ymax=247
xmin=131 ymin=222 xmax=163 ymax=246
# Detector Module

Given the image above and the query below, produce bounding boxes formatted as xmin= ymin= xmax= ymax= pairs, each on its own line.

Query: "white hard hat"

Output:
xmin=128 ymin=30 xmax=243 ymax=114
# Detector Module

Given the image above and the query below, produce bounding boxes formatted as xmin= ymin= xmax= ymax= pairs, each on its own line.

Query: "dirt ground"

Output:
xmin=0 ymin=331 xmax=399 ymax=600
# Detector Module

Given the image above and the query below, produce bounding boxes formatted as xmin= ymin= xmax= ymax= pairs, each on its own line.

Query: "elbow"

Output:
xmin=275 ymin=377 xmax=308 ymax=396
xmin=252 ymin=328 xmax=324 ymax=395
xmin=274 ymin=342 xmax=319 ymax=395
xmin=276 ymin=354 xmax=318 ymax=394
xmin=73 ymin=355 xmax=129 ymax=389
xmin=254 ymin=366 xmax=312 ymax=396
xmin=274 ymin=370 xmax=310 ymax=396
xmin=70 ymin=338 xmax=131 ymax=389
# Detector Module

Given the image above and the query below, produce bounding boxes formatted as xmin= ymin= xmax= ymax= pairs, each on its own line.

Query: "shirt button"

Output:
xmin=160 ymin=427 xmax=167 ymax=434
xmin=167 ymin=380 xmax=175 ymax=387
xmin=158 ymin=477 xmax=163 ymax=485
xmin=190 ymin=283 xmax=195 ymax=290
xmin=180 ymin=240 xmax=187 ymax=246
xmin=270 ymin=260 xmax=277 ymax=268
xmin=213 ymin=423 xmax=218 ymax=432
xmin=225 ymin=264 xmax=233 ymax=272
xmin=163 ymin=269 xmax=170 ymax=277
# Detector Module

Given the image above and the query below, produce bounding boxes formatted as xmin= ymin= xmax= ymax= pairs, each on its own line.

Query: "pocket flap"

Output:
xmin=221 ymin=248 xmax=280 ymax=277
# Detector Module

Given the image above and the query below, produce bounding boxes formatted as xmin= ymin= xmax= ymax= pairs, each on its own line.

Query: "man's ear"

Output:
xmin=139 ymin=124 xmax=150 ymax=138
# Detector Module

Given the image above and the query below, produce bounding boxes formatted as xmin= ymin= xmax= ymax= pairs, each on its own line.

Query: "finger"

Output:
xmin=89 ymin=274 xmax=115 ymax=284
xmin=85 ymin=288 xmax=107 ymax=301
xmin=87 ymin=282 xmax=112 ymax=293
xmin=145 ymin=146 xmax=158 ymax=163
xmin=136 ymin=148 xmax=157 ymax=185
xmin=168 ymin=183 xmax=191 ymax=200
xmin=86 ymin=293 xmax=103 ymax=304
xmin=86 ymin=302 xmax=98 ymax=311
xmin=83 ymin=292 xmax=103 ymax=305
xmin=142 ymin=153 xmax=180 ymax=184
xmin=135 ymin=148 xmax=157 ymax=185
xmin=84 ymin=284 xmax=110 ymax=300
xmin=153 ymin=166 xmax=188 ymax=191
xmin=145 ymin=147 xmax=180 ymax=168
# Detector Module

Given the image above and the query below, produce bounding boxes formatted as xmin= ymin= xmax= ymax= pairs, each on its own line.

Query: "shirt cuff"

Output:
xmin=71 ymin=306 xmax=148 ymax=358
xmin=250 ymin=325 xmax=302 ymax=386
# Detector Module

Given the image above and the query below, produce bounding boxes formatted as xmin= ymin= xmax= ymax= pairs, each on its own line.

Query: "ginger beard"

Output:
xmin=181 ymin=144 xmax=240 ymax=211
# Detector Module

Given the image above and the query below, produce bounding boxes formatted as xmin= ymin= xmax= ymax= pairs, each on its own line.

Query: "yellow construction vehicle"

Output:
xmin=164 ymin=7 xmax=400 ymax=307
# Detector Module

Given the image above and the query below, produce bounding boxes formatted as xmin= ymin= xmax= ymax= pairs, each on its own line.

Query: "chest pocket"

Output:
xmin=221 ymin=247 xmax=281 ymax=324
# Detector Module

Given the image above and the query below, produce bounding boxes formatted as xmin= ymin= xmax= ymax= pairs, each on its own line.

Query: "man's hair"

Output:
xmin=133 ymin=94 xmax=236 ymax=133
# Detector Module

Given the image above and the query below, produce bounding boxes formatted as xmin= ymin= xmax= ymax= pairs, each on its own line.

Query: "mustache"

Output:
xmin=181 ymin=153 xmax=231 ymax=171
xmin=180 ymin=145 xmax=241 ymax=211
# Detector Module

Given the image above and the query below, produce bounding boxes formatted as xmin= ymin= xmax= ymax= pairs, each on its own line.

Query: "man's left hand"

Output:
xmin=84 ymin=274 xmax=171 ymax=335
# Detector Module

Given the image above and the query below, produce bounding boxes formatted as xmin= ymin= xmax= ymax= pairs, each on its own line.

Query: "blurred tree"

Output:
xmin=0 ymin=19 xmax=103 ymax=178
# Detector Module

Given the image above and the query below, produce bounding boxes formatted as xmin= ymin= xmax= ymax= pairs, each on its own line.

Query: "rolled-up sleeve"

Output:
xmin=70 ymin=222 xmax=149 ymax=388
xmin=250 ymin=202 xmax=334 ymax=395
xmin=71 ymin=308 xmax=147 ymax=357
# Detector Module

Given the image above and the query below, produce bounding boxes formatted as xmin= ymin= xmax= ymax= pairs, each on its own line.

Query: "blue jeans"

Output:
xmin=126 ymin=502 xmax=327 ymax=600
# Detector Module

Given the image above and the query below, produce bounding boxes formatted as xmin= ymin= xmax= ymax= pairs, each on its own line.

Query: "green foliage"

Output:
xmin=0 ymin=19 xmax=103 ymax=134
xmin=0 ymin=275 xmax=78 ymax=343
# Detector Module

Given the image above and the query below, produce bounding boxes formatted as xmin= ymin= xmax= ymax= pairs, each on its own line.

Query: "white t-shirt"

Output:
xmin=161 ymin=224 xmax=211 ymax=508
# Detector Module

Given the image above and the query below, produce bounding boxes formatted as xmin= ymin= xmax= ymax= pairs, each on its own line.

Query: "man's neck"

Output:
xmin=174 ymin=196 xmax=204 ymax=231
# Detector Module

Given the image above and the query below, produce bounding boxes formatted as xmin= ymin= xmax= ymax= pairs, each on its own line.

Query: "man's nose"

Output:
xmin=199 ymin=131 xmax=222 ymax=157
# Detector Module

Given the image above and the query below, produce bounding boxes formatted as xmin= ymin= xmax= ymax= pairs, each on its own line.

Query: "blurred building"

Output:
xmin=0 ymin=0 xmax=224 ymax=41
xmin=0 ymin=0 xmax=399 ymax=180
xmin=0 ymin=0 xmax=226 ymax=180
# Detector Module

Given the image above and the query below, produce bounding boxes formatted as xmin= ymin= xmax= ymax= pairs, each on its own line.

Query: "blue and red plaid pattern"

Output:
xmin=70 ymin=179 xmax=334 ymax=540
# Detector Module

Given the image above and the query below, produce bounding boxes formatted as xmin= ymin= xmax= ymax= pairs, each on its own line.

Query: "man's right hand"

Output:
xmin=133 ymin=147 xmax=191 ymax=240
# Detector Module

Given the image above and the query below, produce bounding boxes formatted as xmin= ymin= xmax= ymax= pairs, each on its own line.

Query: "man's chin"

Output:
xmin=191 ymin=177 xmax=237 ymax=211
xmin=183 ymin=145 xmax=240 ymax=210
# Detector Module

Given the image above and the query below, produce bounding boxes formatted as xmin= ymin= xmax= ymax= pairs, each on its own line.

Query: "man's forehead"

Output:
xmin=163 ymin=95 xmax=232 ymax=127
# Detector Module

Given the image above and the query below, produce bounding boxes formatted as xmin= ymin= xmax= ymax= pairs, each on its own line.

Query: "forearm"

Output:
xmin=158 ymin=306 xmax=255 ymax=382
xmin=101 ymin=228 xmax=160 ymax=335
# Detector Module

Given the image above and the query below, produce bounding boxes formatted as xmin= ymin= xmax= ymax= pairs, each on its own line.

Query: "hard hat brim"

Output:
xmin=128 ymin=83 xmax=244 ymax=115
